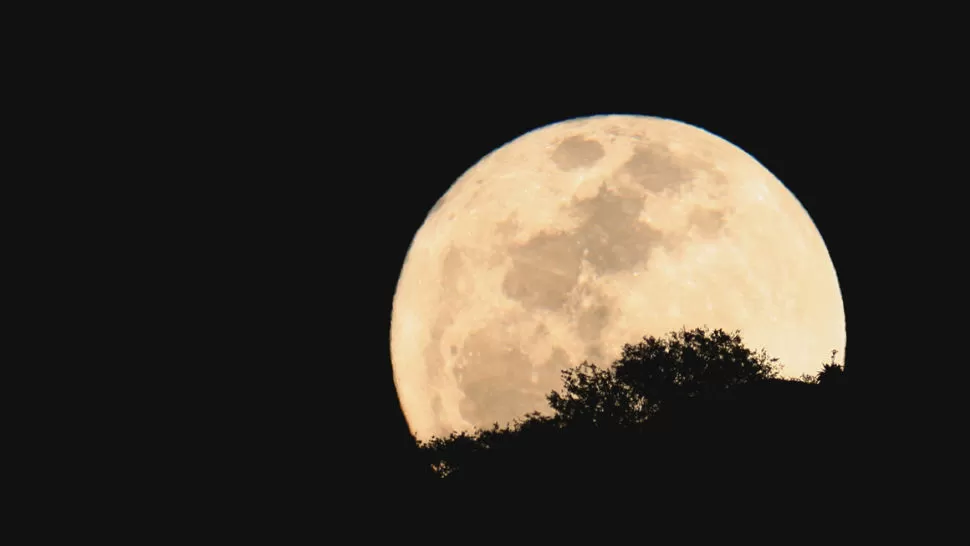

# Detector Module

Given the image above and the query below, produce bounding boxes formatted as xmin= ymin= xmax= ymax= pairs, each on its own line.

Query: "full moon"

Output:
xmin=391 ymin=115 xmax=845 ymax=441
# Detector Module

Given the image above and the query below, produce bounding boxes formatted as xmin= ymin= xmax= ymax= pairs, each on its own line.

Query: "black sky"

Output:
xmin=316 ymin=81 xmax=873 ymax=483
xmin=178 ymin=39 xmax=923 ymax=497
xmin=139 ymin=17 xmax=960 ymax=527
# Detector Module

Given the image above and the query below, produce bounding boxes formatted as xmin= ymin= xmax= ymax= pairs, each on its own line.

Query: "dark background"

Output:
xmin=275 ymin=70 xmax=877 ymax=490
xmin=37 ymin=10 xmax=960 ymax=534
xmin=159 ymin=33 xmax=943 ymax=510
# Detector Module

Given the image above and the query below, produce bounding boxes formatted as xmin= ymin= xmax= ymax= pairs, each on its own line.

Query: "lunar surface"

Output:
xmin=391 ymin=115 xmax=845 ymax=441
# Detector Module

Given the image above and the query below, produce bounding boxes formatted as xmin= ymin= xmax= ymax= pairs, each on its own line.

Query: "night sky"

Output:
xmin=143 ymin=21 xmax=953 ymax=529
xmin=189 ymin=51 xmax=905 ymax=497
xmin=320 ymin=81 xmax=869 ymax=485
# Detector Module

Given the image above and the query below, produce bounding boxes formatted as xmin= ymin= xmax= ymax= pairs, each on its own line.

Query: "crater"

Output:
xmin=550 ymin=135 xmax=606 ymax=171
xmin=502 ymin=230 xmax=584 ymax=311
xmin=501 ymin=185 xmax=667 ymax=310
xmin=456 ymin=322 xmax=542 ymax=428
xmin=616 ymin=144 xmax=697 ymax=193
xmin=570 ymin=184 xmax=665 ymax=274
xmin=689 ymin=207 xmax=728 ymax=237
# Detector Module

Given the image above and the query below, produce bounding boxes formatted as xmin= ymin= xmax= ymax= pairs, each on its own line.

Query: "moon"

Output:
xmin=391 ymin=115 xmax=845 ymax=441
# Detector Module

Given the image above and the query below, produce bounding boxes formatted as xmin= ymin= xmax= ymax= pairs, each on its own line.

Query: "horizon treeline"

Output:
xmin=412 ymin=325 xmax=847 ymax=481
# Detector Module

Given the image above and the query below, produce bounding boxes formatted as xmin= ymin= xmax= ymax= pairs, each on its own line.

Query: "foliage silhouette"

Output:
xmin=817 ymin=350 xmax=847 ymax=388
xmin=415 ymin=326 xmax=846 ymax=489
xmin=613 ymin=326 xmax=780 ymax=403
xmin=547 ymin=362 xmax=649 ymax=429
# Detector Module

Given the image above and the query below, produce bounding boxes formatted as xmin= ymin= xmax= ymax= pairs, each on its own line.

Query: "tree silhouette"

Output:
xmin=541 ymin=327 xmax=781 ymax=432
xmin=417 ymin=326 xmax=842 ymax=485
xmin=817 ymin=350 xmax=847 ymax=388
xmin=546 ymin=362 xmax=649 ymax=429
xmin=613 ymin=326 xmax=780 ymax=403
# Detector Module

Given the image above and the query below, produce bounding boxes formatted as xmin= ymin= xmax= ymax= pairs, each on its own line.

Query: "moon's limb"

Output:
xmin=391 ymin=115 xmax=846 ymax=440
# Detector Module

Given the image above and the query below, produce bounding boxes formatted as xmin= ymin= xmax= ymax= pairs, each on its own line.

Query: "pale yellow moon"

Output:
xmin=390 ymin=115 xmax=845 ymax=441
